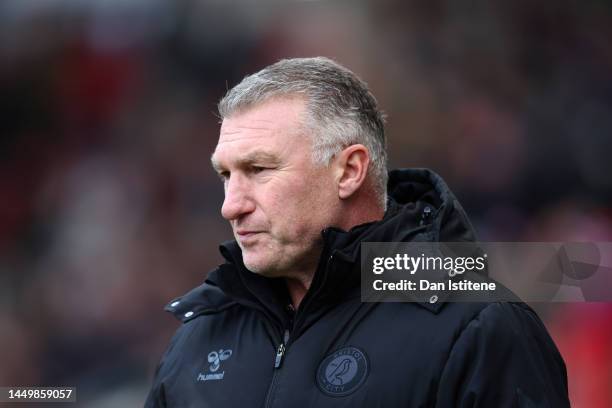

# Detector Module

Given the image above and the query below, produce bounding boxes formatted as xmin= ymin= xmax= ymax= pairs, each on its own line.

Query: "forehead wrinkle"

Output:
xmin=220 ymin=116 xmax=276 ymax=134
xmin=221 ymin=123 xmax=275 ymax=135
xmin=217 ymin=134 xmax=269 ymax=144
xmin=218 ymin=124 xmax=277 ymax=145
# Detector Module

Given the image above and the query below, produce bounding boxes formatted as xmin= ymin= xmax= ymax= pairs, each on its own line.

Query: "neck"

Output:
xmin=285 ymin=276 xmax=312 ymax=309
xmin=337 ymin=188 xmax=385 ymax=232
xmin=285 ymin=201 xmax=384 ymax=310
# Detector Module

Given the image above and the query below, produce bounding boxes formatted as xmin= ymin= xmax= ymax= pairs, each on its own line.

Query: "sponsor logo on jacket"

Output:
xmin=197 ymin=349 xmax=232 ymax=381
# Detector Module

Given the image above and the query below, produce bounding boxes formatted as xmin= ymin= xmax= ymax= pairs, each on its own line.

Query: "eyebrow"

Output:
xmin=210 ymin=150 xmax=281 ymax=173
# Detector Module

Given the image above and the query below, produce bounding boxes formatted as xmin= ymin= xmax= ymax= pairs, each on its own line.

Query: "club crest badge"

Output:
xmin=316 ymin=346 xmax=369 ymax=397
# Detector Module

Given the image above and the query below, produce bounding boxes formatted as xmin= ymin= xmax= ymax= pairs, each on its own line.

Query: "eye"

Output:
xmin=251 ymin=166 xmax=266 ymax=174
xmin=218 ymin=171 xmax=230 ymax=181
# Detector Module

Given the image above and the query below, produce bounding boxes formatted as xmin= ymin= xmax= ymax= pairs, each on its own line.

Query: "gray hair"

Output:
xmin=218 ymin=57 xmax=388 ymax=208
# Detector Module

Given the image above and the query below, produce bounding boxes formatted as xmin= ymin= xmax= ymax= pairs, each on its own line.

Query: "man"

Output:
xmin=146 ymin=57 xmax=569 ymax=407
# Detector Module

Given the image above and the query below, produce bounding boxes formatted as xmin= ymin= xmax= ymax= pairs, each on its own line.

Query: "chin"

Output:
xmin=243 ymin=255 xmax=270 ymax=274
xmin=243 ymin=255 xmax=286 ymax=278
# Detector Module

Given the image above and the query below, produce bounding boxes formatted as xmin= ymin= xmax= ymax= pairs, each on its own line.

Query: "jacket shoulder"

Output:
xmin=164 ymin=278 xmax=238 ymax=323
xmin=435 ymin=302 xmax=569 ymax=407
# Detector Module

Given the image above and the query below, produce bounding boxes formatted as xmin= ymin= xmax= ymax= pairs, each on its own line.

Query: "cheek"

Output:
xmin=257 ymin=169 xmax=335 ymax=233
xmin=258 ymin=185 xmax=305 ymax=234
xmin=287 ymin=180 xmax=335 ymax=229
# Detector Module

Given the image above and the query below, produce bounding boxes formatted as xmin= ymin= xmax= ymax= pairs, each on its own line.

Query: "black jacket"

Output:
xmin=145 ymin=168 xmax=569 ymax=408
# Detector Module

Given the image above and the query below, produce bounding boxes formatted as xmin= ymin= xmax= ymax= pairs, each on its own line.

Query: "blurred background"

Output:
xmin=1 ymin=0 xmax=611 ymax=406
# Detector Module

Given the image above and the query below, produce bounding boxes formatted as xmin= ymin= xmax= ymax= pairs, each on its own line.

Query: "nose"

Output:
xmin=221 ymin=174 xmax=255 ymax=221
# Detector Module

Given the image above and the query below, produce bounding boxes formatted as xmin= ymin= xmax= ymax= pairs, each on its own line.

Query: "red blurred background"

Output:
xmin=1 ymin=1 xmax=611 ymax=406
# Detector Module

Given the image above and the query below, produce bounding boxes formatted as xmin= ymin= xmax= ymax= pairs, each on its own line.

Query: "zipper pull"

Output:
xmin=420 ymin=206 xmax=432 ymax=226
xmin=274 ymin=329 xmax=290 ymax=369
xmin=274 ymin=344 xmax=285 ymax=369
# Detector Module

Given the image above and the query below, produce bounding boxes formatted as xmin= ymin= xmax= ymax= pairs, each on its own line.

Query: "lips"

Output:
xmin=235 ymin=230 xmax=264 ymax=244
xmin=236 ymin=230 xmax=262 ymax=237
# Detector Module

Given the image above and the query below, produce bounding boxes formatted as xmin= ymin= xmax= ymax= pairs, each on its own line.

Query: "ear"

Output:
xmin=333 ymin=144 xmax=370 ymax=200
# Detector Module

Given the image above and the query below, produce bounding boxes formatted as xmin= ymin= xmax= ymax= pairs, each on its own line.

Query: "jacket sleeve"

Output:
xmin=144 ymin=327 xmax=184 ymax=408
xmin=435 ymin=302 xmax=570 ymax=408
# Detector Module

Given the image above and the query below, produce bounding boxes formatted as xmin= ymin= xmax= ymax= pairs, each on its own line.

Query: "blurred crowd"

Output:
xmin=1 ymin=0 xmax=611 ymax=406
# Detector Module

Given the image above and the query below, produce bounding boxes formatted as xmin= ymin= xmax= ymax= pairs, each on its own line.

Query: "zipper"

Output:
xmin=274 ymin=329 xmax=290 ymax=368
xmin=264 ymin=242 xmax=330 ymax=407
xmin=291 ymin=247 xmax=336 ymax=335
xmin=264 ymin=328 xmax=291 ymax=407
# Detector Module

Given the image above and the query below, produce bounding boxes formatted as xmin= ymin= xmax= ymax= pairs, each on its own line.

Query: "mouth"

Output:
xmin=235 ymin=230 xmax=264 ymax=243
xmin=236 ymin=230 xmax=262 ymax=236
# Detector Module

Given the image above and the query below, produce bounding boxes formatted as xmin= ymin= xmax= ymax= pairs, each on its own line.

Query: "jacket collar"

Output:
xmin=166 ymin=168 xmax=478 ymax=322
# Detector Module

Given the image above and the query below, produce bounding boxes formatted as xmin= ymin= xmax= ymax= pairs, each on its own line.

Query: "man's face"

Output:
xmin=211 ymin=97 xmax=340 ymax=278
